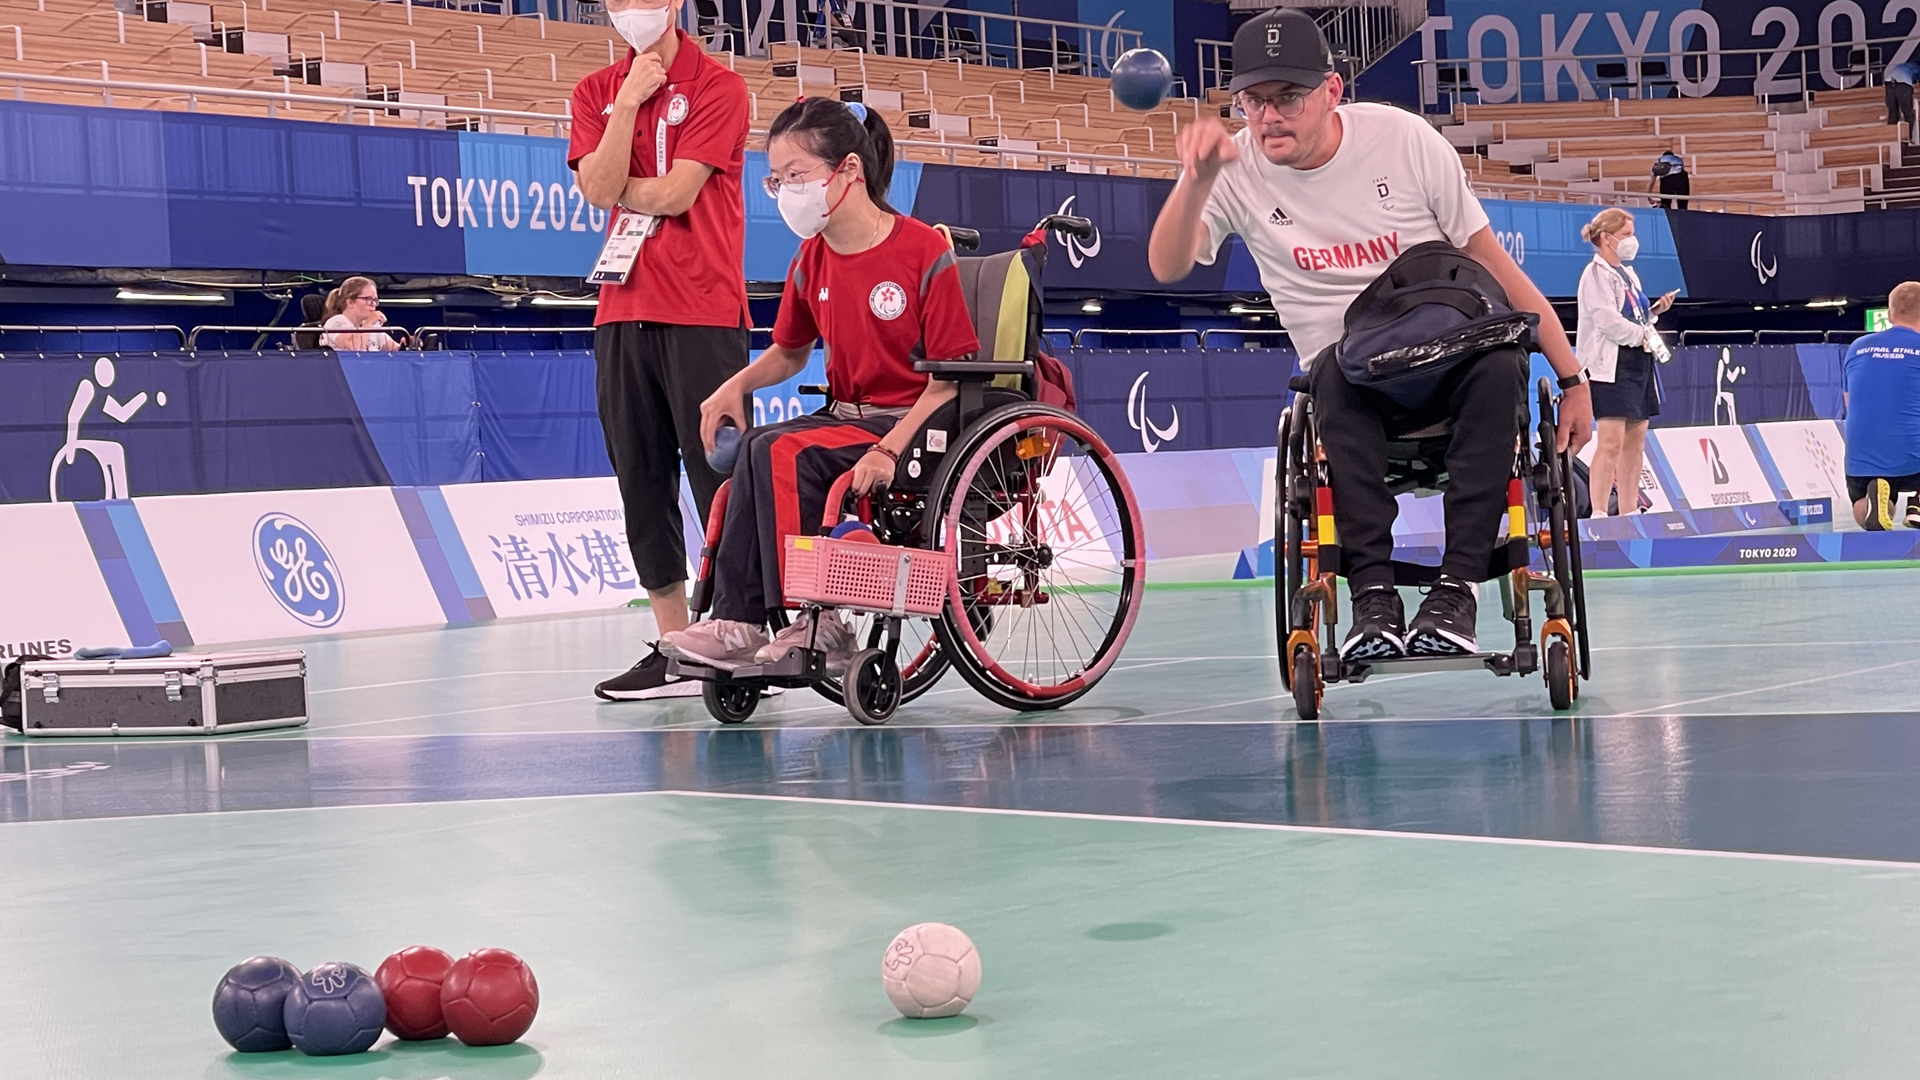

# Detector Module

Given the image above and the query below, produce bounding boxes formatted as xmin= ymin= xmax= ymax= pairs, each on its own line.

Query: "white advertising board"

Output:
xmin=436 ymin=477 xmax=650 ymax=617
xmin=0 ymin=503 xmax=130 ymax=658
xmin=1647 ymin=427 xmax=1776 ymax=510
xmin=1751 ymin=419 xmax=1849 ymax=503
xmin=134 ymin=488 xmax=444 ymax=645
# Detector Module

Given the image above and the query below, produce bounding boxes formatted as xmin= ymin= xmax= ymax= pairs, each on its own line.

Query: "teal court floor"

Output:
xmin=5 ymin=568 xmax=1920 ymax=1077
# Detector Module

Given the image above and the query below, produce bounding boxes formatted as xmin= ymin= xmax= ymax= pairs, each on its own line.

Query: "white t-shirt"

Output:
xmin=1196 ymin=101 xmax=1492 ymax=363
xmin=321 ymin=314 xmax=400 ymax=352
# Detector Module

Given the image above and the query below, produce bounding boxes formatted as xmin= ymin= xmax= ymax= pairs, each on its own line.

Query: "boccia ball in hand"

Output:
xmin=283 ymin=962 xmax=386 ymax=1056
xmin=375 ymin=945 xmax=456 ymax=1041
xmin=708 ymin=423 xmax=742 ymax=474
xmin=1111 ymin=48 xmax=1175 ymax=111
xmin=211 ymin=956 xmax=302 ymax=1052
xmin=440 ymin=948 xmax=540 ymax=1046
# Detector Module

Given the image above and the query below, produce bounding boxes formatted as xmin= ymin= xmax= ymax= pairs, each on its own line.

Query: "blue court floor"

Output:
xmin=4 ymin=569 xmax=1920 ymax=1077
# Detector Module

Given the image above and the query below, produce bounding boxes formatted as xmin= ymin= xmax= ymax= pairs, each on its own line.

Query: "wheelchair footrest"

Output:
xmin=668 ymin=647 xmax=827 ymax=687
xmin=1338 ymin=652 xmax=1518 ymax=681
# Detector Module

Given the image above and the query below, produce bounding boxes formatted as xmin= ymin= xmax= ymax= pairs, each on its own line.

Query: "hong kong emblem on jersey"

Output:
xmin=666 ymin=93 xmax=690 ymax=125
xmin=869 ymin=281 xmax=907 ymax=320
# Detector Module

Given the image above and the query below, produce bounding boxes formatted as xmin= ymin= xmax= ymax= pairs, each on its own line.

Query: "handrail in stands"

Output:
xmin=0 ymin=69 xmax=572 ymax=134
xmin=0 ymin=324 xmax=188 ymax=348
xmin=185 ymin=325 xmax=391 ymax=349
xmin=1678 ymin=329 xmax=1869 ymax=345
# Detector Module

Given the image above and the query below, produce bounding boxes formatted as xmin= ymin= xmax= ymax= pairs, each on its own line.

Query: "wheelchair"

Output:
xmin=669 ymin=216 xmax=1146 ymax=726
xmin=1275 ymin=352 xmax=1591 ymax=720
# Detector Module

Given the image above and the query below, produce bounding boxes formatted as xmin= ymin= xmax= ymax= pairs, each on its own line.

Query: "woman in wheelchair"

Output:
xmin=658 ymin=97 xmax=981 ymax=672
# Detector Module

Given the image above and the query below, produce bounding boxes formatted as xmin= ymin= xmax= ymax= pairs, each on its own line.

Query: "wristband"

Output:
xmin=1556 ymin=371 xmax=1589 ymax=390
xmin=866 ymin=444 xmax=899 ymax=463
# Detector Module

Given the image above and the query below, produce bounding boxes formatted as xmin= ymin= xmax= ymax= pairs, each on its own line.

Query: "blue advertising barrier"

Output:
xmin=1 ymin=343 xmax=1859 ymax=504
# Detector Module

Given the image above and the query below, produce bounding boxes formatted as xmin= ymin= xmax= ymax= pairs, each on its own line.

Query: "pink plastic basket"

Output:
xmin=782 ymin=535 xmax=952 ymax=616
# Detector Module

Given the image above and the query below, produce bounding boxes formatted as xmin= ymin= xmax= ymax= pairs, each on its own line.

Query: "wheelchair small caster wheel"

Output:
xmin=1546 ymin=637 xmax=1575 ymax=712
xmin=705 ymin=678 xmax=758 ymax=724
xmin=1291 ymin=645 xmax=1321 ymax=721
xmin=847 ymin=647 xmax=902 ymax=725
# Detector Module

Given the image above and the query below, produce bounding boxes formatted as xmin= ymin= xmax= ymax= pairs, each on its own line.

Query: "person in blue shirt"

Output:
xmin=1886 ymin=61 xmax=1918 ymax=145
xmin=1842 ymin=281 xmax=1920 ymax=529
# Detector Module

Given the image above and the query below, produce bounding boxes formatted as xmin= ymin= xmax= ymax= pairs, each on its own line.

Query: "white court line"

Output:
xmin=21 ymin=706 xmax=1920 ymax=749
xmin=663 ymin=790 xmax=1920 ymax=871
xmin=309 ymin=670 xmax=622 ymax=695
xmin=297 ymin=642 xmax=1920 ymax=697
xmin=1622 ymin=656 xmax=1920 ymax=716
xmin=317 ymin=693 xmax=593 ymax=732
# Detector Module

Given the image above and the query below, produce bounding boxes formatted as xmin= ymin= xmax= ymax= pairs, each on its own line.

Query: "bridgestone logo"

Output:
xmin=1708 ymin=491 xmax=1753 ymax=505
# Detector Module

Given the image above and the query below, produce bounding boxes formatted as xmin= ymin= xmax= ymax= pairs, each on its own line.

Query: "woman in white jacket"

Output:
xmin=1576 ymin=208 xmax=1675 ymax=515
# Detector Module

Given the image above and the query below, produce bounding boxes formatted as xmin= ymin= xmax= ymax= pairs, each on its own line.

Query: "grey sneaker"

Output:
xmin=659 ymin=619 xmax=770 ymax=670
xmin=755 ymin=611 xmax=856 ymax=674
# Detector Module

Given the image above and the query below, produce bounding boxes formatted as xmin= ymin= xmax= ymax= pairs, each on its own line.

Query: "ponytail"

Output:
xmin=323 ymin=276 xmax=376 ymax=321
xmin=767 ymin=97 xmax=897 ymax=214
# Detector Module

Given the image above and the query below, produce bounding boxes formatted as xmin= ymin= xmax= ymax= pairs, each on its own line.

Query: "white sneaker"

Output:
xmin=755 ymin=611 xmax=856 ymax=674
xmin=659 ymin=620 xmax=770 ymax=670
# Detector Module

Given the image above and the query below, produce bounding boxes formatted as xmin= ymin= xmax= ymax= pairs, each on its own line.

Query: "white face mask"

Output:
xmin=609 ymin=5 xmax=672 ymax=54
xmin=1615 ymin=234 xmax=1640 ymax=262
xmin=777 ymin=178 xmax=833 ymax=239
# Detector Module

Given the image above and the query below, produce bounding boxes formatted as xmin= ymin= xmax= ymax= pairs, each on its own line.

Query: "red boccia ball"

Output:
xmin=440 ymin=948 xmax=539 ymax=1046
xmin=374 ymin=945 xmax=455 ymax=1040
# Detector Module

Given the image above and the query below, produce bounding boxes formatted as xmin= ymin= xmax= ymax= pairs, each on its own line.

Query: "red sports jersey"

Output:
xmin=772 ymin=215 xmax=980 ymax=408
xmin=568 ymin=30 xmax=751 ymax=329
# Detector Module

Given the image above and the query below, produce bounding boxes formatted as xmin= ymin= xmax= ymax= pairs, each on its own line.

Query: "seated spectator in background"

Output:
xmin=1843 ymin=280 xmax=1920 ymax=530
xmin=321 ymin=277 xmax=405 ymax=352
xmin=1887 ymin=61 xmax=1918 ymax=145
xmin=1652 ymin=151 xmax=1689 ymax=209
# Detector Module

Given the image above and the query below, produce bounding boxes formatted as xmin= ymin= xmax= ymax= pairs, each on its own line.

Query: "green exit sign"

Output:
xmin=1868 ymin=307 xmax=1891 ymax=331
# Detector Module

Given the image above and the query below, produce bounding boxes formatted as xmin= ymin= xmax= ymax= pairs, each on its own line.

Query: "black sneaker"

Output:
xmin=1408 ymin=576 xmax=1479 ymax=656
xmin=594 ymin=645 xmax=702 ymax=701
xmin=1339 ymin=583 xmax=1406 ymax=661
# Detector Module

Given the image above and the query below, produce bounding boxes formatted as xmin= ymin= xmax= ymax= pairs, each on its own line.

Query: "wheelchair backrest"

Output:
xmin=953 ymin=241 xmax=1075 ymax=410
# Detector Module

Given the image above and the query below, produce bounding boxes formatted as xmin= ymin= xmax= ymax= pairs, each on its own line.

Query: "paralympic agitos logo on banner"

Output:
xmin=252 ymin=513 xmax=344 ymax=629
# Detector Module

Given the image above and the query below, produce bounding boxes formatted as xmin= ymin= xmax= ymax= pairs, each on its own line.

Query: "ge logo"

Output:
xmin=252 ymin=513 xmax=344 ymax=628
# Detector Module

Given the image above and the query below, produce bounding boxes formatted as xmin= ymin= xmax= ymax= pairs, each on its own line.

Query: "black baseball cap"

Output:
xmin=1229 ymin=8 xmax=1334 ymax=94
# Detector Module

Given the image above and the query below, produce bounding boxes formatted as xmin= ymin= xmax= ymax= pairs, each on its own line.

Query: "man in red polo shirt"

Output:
xmin=570 ymin=0 xmax=751 ymax=701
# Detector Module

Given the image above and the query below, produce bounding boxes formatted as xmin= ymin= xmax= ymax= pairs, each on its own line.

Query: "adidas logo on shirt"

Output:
xmin=1269 ymin=206 xmax=1292 ymax=226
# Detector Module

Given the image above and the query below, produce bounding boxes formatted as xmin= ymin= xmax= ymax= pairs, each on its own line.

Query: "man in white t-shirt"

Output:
xmin=1150 ymin=8 xmax=1592 ymax=661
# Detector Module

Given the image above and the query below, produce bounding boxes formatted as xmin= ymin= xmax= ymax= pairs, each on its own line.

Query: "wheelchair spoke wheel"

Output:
xmin=926 ymin=404 xmax=1143 ymax=711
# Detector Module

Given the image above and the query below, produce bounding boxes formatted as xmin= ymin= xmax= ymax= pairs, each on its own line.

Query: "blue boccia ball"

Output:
xmin=708 ymin=423 xmax=742 ymax=474
xmin=212 ymin=956 xmax=303 ymax=1053
xmin=1111 ymin=48 xmax=1174 ymax=112
xmin=283 ymin=962 xmax=386 ymax=1056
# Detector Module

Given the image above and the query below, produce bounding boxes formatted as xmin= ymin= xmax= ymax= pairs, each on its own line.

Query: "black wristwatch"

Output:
xmin=1556 ymin=370 xmax=1589 ymax=390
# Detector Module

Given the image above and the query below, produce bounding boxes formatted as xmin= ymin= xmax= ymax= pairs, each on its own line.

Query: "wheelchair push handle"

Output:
xmin=1038 ymin=214 xmax=1095 ymax=241
xmin=940 ymin=226 xmax=982 ymax=251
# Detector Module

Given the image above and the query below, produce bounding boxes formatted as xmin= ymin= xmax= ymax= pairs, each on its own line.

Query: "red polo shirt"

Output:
xmin=568 ymin=30 xmax=751 ymax=329
xmin=773 ymin=215 xmax=981 ymax=408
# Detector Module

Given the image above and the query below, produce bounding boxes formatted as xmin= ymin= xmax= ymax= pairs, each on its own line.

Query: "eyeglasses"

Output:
xmin=761 ymin=161 xmax=837 ymax=198
xmin=1234 ymin=82 xmax=1326 ymax=121
xmin=352 ymin=294 xmax=378 ymax=305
